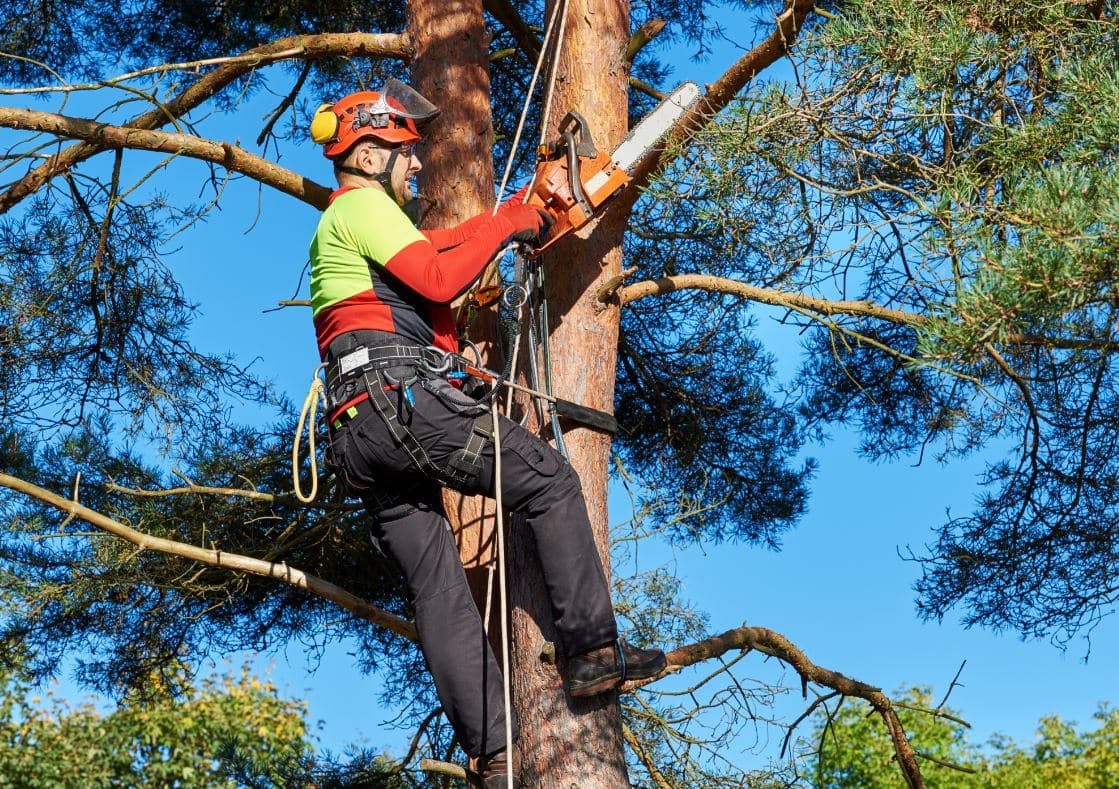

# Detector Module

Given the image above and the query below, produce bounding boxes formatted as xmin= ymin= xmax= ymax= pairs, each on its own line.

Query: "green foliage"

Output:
xmin=811 ymin=686 xmax=1119 ymax=789
xmin=0 ymin=659 xmax=311 ymax=788
xmin=642 ymin=0 xmax=1119 ymax=644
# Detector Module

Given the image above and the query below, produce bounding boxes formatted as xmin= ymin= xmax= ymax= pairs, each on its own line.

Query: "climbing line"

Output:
xmin=292 ymin=364 xmax=327 ymax=503
xmin=485 ymin=4 xmax=571 ymax=783
xmin=494 ymin=0 xmax=569 ymax=210
xmin=491 ymin=396 xmax=515 ymax=789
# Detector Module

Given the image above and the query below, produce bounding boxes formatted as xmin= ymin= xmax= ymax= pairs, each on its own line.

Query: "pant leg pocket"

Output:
xmin=502 ymin=424 xmax=562 ymax=478
xmin=334 ymin=413 xmax=401 ymax=489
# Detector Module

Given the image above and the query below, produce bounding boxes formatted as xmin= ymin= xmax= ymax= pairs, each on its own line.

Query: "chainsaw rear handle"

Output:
xmin=556 ymin=111 xmax=598 ymax=158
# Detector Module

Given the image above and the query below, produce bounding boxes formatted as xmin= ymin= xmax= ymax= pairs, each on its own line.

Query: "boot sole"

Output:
xmin=566 ymin=654 xmax=668 ymax=697
xmin=567 ymin=671 xmax=622 ymax=697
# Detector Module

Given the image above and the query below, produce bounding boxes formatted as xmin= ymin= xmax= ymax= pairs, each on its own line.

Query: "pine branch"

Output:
xmin=0 ymin=472 xmax=417 ymax=641
xmin=626 ymin=19 xmax=667 ymax=63
xmin=611 ymin=273 xmax=1119 ymax=352
xmin=0 ymin=106 xmax=331 ymax=208
xmin=483 ymin=0 xmax=542 ymax=62
xmin=0 ymin=31 xmax=408 ymax=214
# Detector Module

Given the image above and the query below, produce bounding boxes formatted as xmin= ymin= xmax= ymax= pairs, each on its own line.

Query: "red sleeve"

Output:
xmin=420 ymin=188 xmax=531 ymax=250
xmin=385 ymin=213 xmax=518 ymax=304
xmin=421 ymin=212 xmax=494 ymax=251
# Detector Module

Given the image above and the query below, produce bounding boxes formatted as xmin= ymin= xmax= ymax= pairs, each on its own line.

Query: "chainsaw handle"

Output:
xmin=563 ymin=130 xmax=595 ymax=222
xmin=557 ymin=110 xmax=598 ymax=158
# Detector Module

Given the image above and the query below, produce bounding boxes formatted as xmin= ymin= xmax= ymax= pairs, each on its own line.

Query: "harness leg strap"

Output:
xmin=363 ymin=370 xmax=445 ymax=480
xmin=362 ymin=369 xmax=495 ymax=493
xmin=444 ymin=411 xmax=494 ymax=492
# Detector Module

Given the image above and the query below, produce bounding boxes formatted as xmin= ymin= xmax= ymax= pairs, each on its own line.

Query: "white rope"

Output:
xmin=484 ymin=4 xmax=572 ymax=782
xmin=493 ymin=0 xmax=569 ymax=213
xmin=491 ymin=397 xmax=515 ymax=789
xmin=292 ymin=365 xmax=327 ymax=504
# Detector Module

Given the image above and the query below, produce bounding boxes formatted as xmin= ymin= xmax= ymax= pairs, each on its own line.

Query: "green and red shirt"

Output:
xmin=309 ymin=186 xmax=521 ymax=357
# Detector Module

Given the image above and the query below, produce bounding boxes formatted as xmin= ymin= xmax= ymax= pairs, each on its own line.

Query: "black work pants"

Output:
xmin=329 ymin=374 xmax=618 ymax=758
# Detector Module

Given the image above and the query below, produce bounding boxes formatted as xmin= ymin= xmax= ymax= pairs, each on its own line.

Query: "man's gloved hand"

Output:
xmin=504 ymin=203 xmax=555 ymax=247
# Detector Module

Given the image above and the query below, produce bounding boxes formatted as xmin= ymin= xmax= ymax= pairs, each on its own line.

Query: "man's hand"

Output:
xmin=505 ymin=203 xmax=555 ymax=248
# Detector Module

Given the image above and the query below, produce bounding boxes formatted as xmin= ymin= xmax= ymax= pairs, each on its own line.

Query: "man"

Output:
xmin=308 ymin=81 xmax=666 ymax=787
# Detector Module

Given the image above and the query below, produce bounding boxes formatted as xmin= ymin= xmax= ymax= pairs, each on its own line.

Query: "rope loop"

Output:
xmin=293 ymin=364 xmax=328 ymax=504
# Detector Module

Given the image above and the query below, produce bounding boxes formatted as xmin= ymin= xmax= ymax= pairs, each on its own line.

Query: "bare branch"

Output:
xmin=257 ymin=60 xmax=313 ymax=147
xmin=614 ymin=274 xmax=1119 ymax=352
xmin=623 ymin=624 xmax=927 ymax=789
xmin=418 ymin=759 xmax=469 ymax=780
xmin=616 ymin=273 xmax=920 ymax=325
xmin=0 ymin=106 xmax=331 ymax=208
xmin=107 ymin=480 xmax=279 ymax=504
xmin=0 ymin=31 xmax=408 ymax=214
xmin=483 ymin=0 xmax=542 ymax=62
xmin=0 ymin=472 xmax=416 ymax=641
xmin=630 ymin=76 xmax=668 ymax=102
xmin=623 ymin=723 xmax=674 ymax=789
xmin=0 ymin=49 xmax=303 ymax=96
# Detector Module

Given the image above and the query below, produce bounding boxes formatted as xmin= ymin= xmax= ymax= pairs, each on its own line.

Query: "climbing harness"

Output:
xmin=325 ymin=342 xmax=502 ymax=494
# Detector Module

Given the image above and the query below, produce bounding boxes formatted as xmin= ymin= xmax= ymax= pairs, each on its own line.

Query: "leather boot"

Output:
xmin=565 ymin=639 xmax=667 ymax=697
xmin=472 ymin=748 xmax=520 ymax=789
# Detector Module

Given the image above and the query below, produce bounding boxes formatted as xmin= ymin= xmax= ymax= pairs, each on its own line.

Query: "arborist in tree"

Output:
xmin=307 ymin=82 xmax=666 ymax=786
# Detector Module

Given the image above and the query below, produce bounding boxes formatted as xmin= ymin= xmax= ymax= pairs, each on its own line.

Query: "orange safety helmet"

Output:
xmin=310 ymin=78 xmax=440 ymax=159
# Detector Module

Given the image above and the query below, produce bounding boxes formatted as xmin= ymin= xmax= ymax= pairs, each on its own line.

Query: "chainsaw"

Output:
xmin=526 ymin=80 xmax=701 ymax=255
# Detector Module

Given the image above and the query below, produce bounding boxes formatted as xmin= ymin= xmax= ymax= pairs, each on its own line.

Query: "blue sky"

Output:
xmin=8 ymin=4 xmax=1118 ymax=773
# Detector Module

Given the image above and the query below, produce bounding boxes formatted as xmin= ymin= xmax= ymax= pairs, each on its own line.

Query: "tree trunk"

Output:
xmin=407 ymin=0 xmax=503 ymax=625
xmin=509 ymin=0 xmax=633 ymax=786
xmin=410 ymin=1 xmax=633 ymax=784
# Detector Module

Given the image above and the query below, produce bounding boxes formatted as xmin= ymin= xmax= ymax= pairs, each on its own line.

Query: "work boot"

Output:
xmin=565 ymin=638 xmax=667 ymax=697
xmin=472 ymin=748 xmax=520 ymax=789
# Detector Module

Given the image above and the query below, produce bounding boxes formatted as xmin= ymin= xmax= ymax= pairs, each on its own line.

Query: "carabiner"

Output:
xmin=419 ymin=346 xmax=453 ymax=376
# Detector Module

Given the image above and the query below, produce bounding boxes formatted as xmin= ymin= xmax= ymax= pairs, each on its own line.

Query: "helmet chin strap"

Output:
xmin=335 ymin=147 xmax=404 ymax=203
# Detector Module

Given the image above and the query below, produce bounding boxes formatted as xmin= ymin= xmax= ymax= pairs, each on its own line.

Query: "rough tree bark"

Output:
xmin=508 ymin=0 xmax=634 ymax=786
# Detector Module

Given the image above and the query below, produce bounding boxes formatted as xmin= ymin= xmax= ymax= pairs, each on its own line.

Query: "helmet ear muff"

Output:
xmin=310 ymin=104 xmax=340 ymax=145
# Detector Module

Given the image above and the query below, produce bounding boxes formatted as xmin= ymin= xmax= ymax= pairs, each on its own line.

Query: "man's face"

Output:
xmin=390 ymin=144 xmax=422 ymax=203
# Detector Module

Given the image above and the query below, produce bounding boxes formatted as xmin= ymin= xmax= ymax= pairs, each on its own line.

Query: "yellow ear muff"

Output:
xmin=310 ymin=104 xmax=340 ymax=144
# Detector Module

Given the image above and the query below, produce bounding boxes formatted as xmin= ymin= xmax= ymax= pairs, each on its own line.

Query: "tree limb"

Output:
xmin=0 ymin=106 xmax=331 ymax=209
xmin=622 ymin=723 xmax=674 ymax=789
xmin=483 ymin=0 xmax=542 ymax=62
xmin=629 ymin=76 xmax=668 ymax=102
xmin=0 ymin=31 xmax=407 ymax=214
xmin=0 ymin=472 xmax=417 ymax=641
xmin=612 ymin=274 xmax=1119 ymax=352
xmin=622 ymin=623 xmax=926 ymax=789
xmin=626 ymin=19 xmax=667 ymax=63
xmin=615 ymin=273 xmax=919 ymax=325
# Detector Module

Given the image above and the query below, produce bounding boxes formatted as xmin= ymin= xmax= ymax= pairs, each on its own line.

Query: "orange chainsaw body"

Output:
xmin=525 ymin=111 xmax=631 ymax=255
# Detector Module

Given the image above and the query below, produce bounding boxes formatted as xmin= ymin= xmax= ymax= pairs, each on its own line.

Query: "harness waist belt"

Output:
xmin=326 ymin=343 xmax=450 ymax=398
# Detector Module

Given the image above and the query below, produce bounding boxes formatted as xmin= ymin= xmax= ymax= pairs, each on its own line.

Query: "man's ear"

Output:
xmin=356 ymin=143 xmax=386 ymax=175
